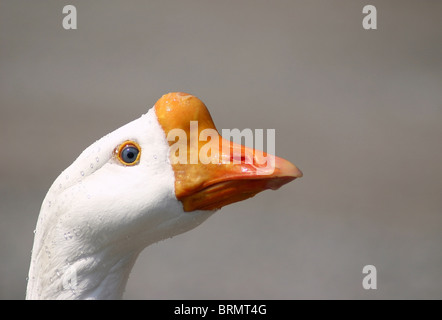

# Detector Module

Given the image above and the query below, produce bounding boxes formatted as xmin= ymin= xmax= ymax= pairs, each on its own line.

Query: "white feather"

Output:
xmin=26 ymin=107 xmax=214 ymax=299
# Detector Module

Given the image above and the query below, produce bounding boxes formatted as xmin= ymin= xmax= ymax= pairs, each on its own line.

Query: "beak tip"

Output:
xmin=275 ymin=156 xmax=303 ymax=179
xmin=262 ymin=157 xmax=302 ymax=191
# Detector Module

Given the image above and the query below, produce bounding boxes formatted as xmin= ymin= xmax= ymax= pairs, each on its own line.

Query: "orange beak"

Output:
xmin=155 ymin=92 xmax=302 ymax=211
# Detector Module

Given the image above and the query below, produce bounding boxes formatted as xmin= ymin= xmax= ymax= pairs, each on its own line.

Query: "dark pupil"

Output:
xmin=122 ymin=146 xmax=138 ymax=163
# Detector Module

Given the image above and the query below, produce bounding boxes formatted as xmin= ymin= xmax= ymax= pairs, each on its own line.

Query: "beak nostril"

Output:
xmin=230 ymin=153 xmax=247 ymax=164
xmin=228 ymin=147 xmax=270 ymax=168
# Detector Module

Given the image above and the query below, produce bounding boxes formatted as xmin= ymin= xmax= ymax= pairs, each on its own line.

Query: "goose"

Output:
xmin=26 ymin=92 xmax=302 ymax=299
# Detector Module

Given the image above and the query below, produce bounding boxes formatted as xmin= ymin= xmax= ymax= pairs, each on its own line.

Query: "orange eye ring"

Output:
xmin=115 ymin=141 xmax=141 ymax=166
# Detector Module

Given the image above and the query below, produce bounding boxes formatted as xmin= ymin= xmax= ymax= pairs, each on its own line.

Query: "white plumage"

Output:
xmin=26 ymin=93 xmax=301 ymax=299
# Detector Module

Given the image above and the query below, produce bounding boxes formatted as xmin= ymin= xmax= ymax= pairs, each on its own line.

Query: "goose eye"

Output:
xmin=116 ymin=141 xmax=141 ymax=166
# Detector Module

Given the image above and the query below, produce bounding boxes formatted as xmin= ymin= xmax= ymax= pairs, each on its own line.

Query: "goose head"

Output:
xmin=26 ymin=92 xmax=302 ymax=299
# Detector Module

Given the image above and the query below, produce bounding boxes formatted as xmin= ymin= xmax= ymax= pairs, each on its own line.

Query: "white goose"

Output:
xmin=26 ymin=92 xmax=302 ymax=299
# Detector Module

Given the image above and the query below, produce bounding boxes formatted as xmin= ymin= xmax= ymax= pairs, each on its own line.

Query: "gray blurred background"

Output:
xmin=1 ymin=0 xmax=441 ymax=299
